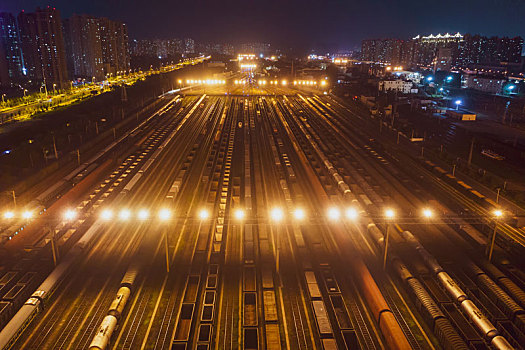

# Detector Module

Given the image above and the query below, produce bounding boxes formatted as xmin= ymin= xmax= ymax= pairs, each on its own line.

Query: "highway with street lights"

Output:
xmin=0 ymin=76 xmax=524 ymax=350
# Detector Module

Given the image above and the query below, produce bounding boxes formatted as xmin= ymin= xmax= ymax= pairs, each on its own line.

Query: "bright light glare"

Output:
xmin=327 ymin=207 xmax=341 ymax=221
xmin=119 ymin=209 xmax=131 ymax=221
xmin=198 ymin=209 xmax=210 ymax=220
xmin=346 ymin=208 xmax=358 ymax=220
xmin=63 ymin=209 xmax=77 ymax=220
xmin=3 ymin=211 xmax=14 ymax=219
xmin=101 ymin=209 xmax=113 ymax=220
xmin=158 ymin=208 xmax=171 ymax=221
xmin=270 ymin=207 xmax=284 ymax=222
xmin=494 ymin=210 xmax=503 ymax=218
xmin=22 ymin=211 xmax=33 ymax=220
xmin=234 ymin=208 xmax=245 ymax=220
xmin=423 ymin=209 xmax=433 ymax=218
xmin=138 ymin=209 xmax=150 ymax=220
xmin=293 ymin=208 xmax=306 ymax=221
xmin=385 ymin=209 xmax=395 ymax=219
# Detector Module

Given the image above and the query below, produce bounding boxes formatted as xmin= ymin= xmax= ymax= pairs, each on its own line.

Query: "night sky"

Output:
xmin=2 ymin=0 xmax=524 ymax=51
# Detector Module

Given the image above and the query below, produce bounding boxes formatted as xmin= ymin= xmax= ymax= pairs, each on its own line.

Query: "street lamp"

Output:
xmin=293 ymin=208 xmax=306 ymax=221
xmin=487 ymin=210 xmax=503 ymax=262
xmin=383 ymin=209 xmax=395 ymax=269
xmin=118 ymin=209 xmax=131 ymax=221
xmin=198 ymin=208 xmax=210 ymax=220
xmin=327 ymin=207 xmax=341 ymax=221
xmin=422 ymin=208 xmax=433 ymax=219
xmin=234 ymin=208 xmax=245 ymax=221
xmin=158 ymin=208 xmax=171 ymax=221
xmin=100 ymin=209 xmax=113 ymax=221
xmin=270 ymin=207 xmax=284 ymax=222
xmin=455 ymin=99 xmax=462 ymax=110
xmin=63 ymin=209 xmax=77 ymax=221
xmin=346 ymin=207 xmax=359 ymax=220
xmin=138 ymin=209 xmax=150 ymax=221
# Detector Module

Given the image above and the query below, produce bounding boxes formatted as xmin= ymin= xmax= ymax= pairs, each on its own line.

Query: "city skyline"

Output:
xmin=1 ymin=0 xmax=524 ymax=50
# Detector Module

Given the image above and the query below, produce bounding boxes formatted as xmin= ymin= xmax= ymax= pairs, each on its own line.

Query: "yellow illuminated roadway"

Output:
xmin=0 ymin=56 xmax=208 ymax=125
xmin=7 ymin=84 xmax=523 ymax=350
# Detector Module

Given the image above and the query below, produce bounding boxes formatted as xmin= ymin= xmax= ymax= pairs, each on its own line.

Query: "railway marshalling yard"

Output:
xmin=1 ymin=80 xmax=525 ymax=350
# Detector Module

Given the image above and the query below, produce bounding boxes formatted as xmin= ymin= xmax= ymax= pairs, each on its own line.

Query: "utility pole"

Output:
xmin=487 ymin=221 xmax=498 ymax=262
xmin=52 ymin=134 xmax=58 ymax=160
xmin=467 ymin=138 xmax=475 ymax=166
xmin=502 ymin=100 xmax=510 ymax=124
xmin=164 ymin=228 xmax=170 ymax=272
xmin=42 ymin=147 xmax=47 ymax=165
xmin=48 ymin=224 xmax=59 ymax=266
xmin=383 ymin=223 xmax=390 ymax=269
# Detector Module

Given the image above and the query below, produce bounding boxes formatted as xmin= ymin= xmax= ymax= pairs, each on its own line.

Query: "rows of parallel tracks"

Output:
xmin=4 ymin=86 xmax=525 ymax=350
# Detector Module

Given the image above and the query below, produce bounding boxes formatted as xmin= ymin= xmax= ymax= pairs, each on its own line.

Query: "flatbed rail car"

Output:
xmin=312 ymin=300 xmax=333 ymax=338
xmin=305 ymin=271 xmax=322 ymax=299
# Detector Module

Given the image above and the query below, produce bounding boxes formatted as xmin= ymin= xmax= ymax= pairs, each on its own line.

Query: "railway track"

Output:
xmin=305 ymin=93 xmax=524 ymax=349
xmin=5 ymin=87 xmax=525 ymax=350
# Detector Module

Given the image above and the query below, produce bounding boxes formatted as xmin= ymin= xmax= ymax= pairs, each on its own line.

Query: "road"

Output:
xmin=2 ymin=81 xmax=525 ymax=350
xmin=0 ymin=55 xmax=208 ymax=126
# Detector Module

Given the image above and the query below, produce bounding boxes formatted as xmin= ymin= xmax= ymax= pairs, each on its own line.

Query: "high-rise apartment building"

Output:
xmin=63 ymin=15 xmax=104 ymax=80
xmin=18 ymin=7 xmax=68 ymax=88
xmin=239 ymin=42 xmax=270 ymax=56
xmin=412 ymin=32 xmax=463 ymax=66
xmin=130 ymin=38 xmax=194 ymax=57
xmin=361 ymin=39 xmax=403 ymax=64
xmin=0 ymin=12 xmax=25 ymax=85
xmin=99 ymin=18 xmax=130 ymax=76
xmin=1 ymin=7 xmax=130 ymax=86
xmin=458 ymin=34 xmax=523 ymax=67
xmin=361 ymin=32 xmax=523 ymax=71
xmin=184 ymin=38 xmax=195 ymax=54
